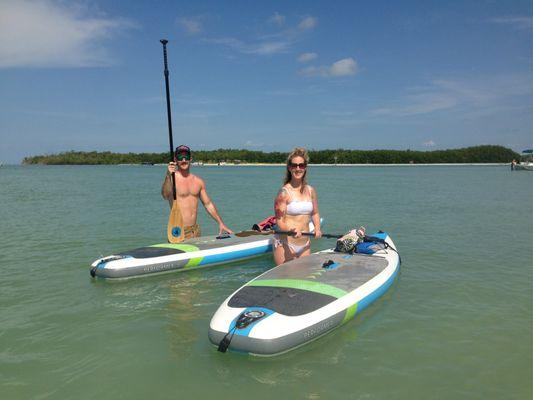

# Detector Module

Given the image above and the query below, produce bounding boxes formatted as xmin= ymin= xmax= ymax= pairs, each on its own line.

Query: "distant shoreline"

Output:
xmin=5 ymin=162 xmax=511 ymax=167
xmin=190 ymin=162 xmax=510 ymax=167
xmin=21 ymin=146 xmax=520 ymax=165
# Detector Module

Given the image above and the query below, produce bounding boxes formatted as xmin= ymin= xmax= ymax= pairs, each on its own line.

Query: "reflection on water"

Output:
xmin=166 ymin=272 xmax=205 ymax=359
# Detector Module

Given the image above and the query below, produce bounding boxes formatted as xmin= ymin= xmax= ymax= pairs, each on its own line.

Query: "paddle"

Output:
xmin=235 ymin=230 xmax=342 ymax=239
xmin=160 ymin=39 xmax=185 ymax=243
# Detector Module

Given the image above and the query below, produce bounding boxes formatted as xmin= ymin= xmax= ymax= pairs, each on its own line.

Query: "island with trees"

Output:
xmin=22 ymin=145 xmax=519 ymax=165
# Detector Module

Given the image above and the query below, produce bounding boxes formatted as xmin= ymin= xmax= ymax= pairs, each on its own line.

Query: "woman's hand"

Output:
xmin=314 ymin=228 xmax=322 ymax=239
xmin=292 ymin=228 xmax=302 ymax=238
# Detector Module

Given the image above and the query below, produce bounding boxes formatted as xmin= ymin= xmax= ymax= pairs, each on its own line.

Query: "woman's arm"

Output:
xmin=309 ymin=186 xmax=322 ymax=238
xmin=274 ymin=188 xmax=290 ymax=231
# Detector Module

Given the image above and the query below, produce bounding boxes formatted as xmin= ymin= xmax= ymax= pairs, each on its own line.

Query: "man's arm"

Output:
xmin=162 ymin=175 xmax=172 ymax=199
xmin=198 ymin=178 xmax=233 ymax=234
xmin=161 ymin=163 xmax=175 ymax=207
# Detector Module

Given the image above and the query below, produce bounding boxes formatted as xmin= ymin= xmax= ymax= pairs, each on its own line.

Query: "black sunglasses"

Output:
xmin=289 ymin=162 xmax=307 ymax=169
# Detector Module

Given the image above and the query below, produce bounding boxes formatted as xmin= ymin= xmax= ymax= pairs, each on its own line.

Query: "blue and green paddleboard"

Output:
xmin=209 ymin=232 xmax=400 ymax=356
xmin=90 ymin=233 xmax=272 ymax=279
xmin=91 ymin=220 xmax=321 ymax=279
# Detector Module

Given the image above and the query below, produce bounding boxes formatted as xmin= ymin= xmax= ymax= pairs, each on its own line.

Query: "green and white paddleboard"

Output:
xmin=208 ymin=232 xmax=400 ymax=356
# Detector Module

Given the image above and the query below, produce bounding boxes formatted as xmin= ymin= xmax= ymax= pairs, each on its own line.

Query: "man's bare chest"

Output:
xmin=174 ymin=179 xmax=201 ymax=198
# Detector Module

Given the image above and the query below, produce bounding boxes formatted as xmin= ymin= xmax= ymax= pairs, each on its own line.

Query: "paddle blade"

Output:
xmin=167 ymin=200 xmax=185 ymax=243
xmin=234 ymin=230 xmax=275 ymax=238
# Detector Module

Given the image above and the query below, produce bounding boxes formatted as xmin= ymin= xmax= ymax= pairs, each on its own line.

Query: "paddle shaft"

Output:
xmin=275 ymin=230 xmax=342 ymax=239
xmin=236 ymin=230 xmax=387 ymax=241
xmin=160 ymin=39 xmax=176 ymax=200
xmin=280 ymin=231 xmax=389 ymax=245
xmin=271 ymin=231 xmax=387 ymax=245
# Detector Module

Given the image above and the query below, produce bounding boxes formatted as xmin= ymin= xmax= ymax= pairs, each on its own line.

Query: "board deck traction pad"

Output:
xmin=228 ymin=252 xmax=389 ymax=317
xmin=209 ymin=232 xmax=400 ymax=355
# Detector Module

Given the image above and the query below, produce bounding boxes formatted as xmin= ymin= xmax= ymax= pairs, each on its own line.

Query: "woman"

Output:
xmin=273 ymin=147 xmax=322 ymax=265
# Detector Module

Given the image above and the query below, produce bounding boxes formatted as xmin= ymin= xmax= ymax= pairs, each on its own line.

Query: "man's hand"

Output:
xmin=167 ymin=162 xmax=176 ymax=174
xmin=219 ymin=223 xmax=233 ymax=235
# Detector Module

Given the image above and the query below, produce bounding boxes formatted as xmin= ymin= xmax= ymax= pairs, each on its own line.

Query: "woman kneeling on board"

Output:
xmin=273 ymin=147 xmax=322 ymax=265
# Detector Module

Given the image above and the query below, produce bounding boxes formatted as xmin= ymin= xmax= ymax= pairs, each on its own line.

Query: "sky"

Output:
xmin=0 ymin=0 xmax=532 ymax=163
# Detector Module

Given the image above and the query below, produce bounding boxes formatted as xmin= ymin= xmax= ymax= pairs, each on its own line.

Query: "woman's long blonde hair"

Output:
xmin=284 ymin=147 xmax=309 ymax=192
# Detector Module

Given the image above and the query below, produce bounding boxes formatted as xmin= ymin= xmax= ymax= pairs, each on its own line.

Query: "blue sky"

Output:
xmin=0 ymin=0 xmax=532 ymax=163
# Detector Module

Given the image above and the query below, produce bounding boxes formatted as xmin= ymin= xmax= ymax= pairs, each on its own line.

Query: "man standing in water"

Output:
xmin=162 ymin=145 xmax=232 ymax=239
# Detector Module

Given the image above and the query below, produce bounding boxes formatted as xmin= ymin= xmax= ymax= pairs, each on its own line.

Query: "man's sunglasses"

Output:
xmin=289 ymin=162 xmax=307 ymax=169
xmin=176 ymin=154 xmax=191 ymax=161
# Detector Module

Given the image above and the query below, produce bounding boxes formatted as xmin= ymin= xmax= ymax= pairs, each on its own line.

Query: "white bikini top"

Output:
xmin=283 ymin=186 xmax=314 ymax=216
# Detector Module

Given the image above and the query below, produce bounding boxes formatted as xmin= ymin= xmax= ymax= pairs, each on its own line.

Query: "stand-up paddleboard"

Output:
xmin=208 ymin=232 xmax=400 ymax=356
xmin=90 ymin=221 xmax=321 ymax=279
xmin=90 ymin=234 xmax=271 ymax=279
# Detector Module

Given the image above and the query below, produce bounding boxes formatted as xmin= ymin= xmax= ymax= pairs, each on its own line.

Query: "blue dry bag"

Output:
xmin=356 ymin=241 xmax=386 ymax=254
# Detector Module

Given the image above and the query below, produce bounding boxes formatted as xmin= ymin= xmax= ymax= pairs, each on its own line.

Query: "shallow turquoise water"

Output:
xmin=1 ymin=165 xmax=532 ymax=399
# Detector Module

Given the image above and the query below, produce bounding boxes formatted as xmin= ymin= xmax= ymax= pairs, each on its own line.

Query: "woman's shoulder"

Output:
xmin=277 ymin=185 xmax=292 ymax=201
xmin=305 ymin=184 xmax=315 ymax=195
xmin=277 ymin=185 xmax=290 ymax=198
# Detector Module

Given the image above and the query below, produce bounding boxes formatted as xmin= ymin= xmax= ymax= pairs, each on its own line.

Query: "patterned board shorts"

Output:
xmin=183 ymin=224 xmax=201 ymax=239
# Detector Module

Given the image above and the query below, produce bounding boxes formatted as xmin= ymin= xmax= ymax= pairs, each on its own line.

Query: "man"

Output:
xmin=162 ymin=145 xmax=232 ymax=238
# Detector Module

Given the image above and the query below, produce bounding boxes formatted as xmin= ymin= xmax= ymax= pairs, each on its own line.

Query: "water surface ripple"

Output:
xmin=1 ymin=165 xmax=531 ymax=399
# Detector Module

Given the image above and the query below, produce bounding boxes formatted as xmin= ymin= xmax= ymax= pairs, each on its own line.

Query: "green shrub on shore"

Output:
xmin=22 ymin=145 xmax=519 ymax=165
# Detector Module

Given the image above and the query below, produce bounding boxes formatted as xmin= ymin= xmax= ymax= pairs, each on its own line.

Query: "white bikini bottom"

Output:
xmin=274 ymin=235 xmax=310 ymax=256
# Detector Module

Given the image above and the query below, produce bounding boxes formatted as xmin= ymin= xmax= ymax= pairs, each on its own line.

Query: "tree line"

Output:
xmin=22 ymin=145 xmax=519 ymax=165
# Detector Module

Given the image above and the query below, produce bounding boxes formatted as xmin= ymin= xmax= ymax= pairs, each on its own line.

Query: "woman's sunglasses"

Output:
xmin=289 ymin=162 xmax=307 ymax=169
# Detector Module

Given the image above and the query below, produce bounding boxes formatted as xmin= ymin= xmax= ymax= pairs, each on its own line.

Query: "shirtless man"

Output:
xmin=162 ymin=145 xmax=232 ymax=239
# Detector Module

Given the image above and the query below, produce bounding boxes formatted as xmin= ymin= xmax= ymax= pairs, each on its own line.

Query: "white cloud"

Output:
xmin=0 ymin=0 xmax=136 ymax=68
xmin=371 ymin=73 xmax=533 ymax=117
xmin=205 ymin=37 xmax=290 ymax=55
xmin=423 ymin=140 xmax=436 ymax=147
xmin=322 ymin=111 xmax=355 ymax=117
xmin=300 ymin=57 xmax=358 ymax=77
xmin=206 ymin=14 xmax=317 ymax=57
xmin=298 ymin=16 xmax=317 ymax=30
xmin=372 ymin=93 xmax=457 ymax=116
xmin=268 ymin=12 xmax=285 ymax=26
xmin=489 ymin=16 xmax=533 ymax=30
xmin=300 ymin=66 xmax=324 ymax=77
xmin=178 ymin=17 xmax=203 ymax=35
xmin=174 ymin=94 xmax=225 ymax=105
xmin=298 ymin=52 xmax=317 ymax=62
xmin=251 ymin=41 xmax=291 ymax=55
xmin=244 ymin=140 xmax=264 ymax=147
xmin=330 ymin=58 xmax=358 ymax=76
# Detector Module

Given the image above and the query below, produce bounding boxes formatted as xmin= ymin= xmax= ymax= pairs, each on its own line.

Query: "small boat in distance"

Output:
xmin=514 ymin=150 xmax=533 ymax=171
